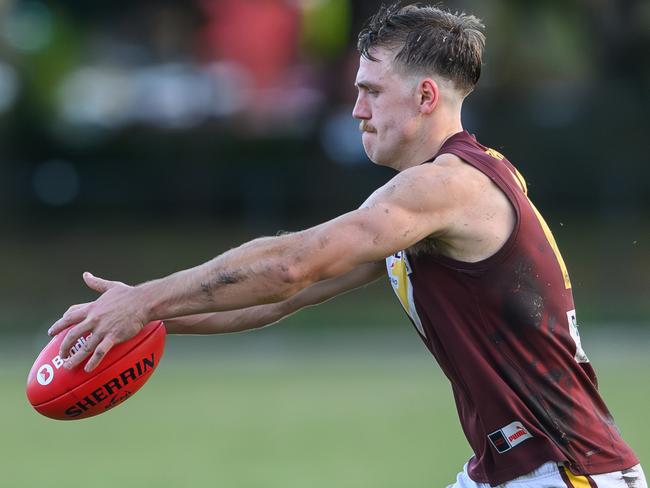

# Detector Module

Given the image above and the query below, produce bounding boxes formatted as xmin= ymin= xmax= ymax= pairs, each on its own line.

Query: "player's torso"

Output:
xmin=385 ymin=131 xmax=638 ymax=485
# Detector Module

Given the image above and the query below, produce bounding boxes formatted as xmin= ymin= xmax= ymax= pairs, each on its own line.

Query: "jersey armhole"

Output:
xmin=425 ymin=149 xmax=523 ymax=272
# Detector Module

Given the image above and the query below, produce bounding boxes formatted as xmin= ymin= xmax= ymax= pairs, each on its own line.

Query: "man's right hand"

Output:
xmin=47 ymin=272 xmax=149 ymax=372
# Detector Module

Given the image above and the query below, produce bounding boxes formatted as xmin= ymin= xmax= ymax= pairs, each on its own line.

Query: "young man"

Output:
xmin=49 ymin=4 xmax=645 ymax=487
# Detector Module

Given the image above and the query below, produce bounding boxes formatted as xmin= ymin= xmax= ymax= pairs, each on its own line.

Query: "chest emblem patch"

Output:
xmin=386 ymin=251 xmax=426 ymax=338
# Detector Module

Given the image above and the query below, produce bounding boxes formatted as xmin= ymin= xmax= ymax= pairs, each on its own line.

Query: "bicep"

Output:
xmin=293 ymin=166 xmax=456 ymax=282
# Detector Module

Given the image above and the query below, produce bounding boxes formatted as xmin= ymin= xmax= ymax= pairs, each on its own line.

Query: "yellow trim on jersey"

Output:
xmin=485 ymin=148 xmax=505 ymax=160
xmin=512 ymin=167 xmax=528 ymax=195
xmin=386 ymin=253 xmax=426 ymax=338
xmin=504 ymin=166 xmax=571 ymax=289
xmin=503 ymin=165 xmax=529 ymax=196
xmin=390 ymin=256 xmax=411 ymax=313
xmin=562 ymin=466 xmax=592 ymax=488
xmin=530 ymin=201 xmax=572 ymax=289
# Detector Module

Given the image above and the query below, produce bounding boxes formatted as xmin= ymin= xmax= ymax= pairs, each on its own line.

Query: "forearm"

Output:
xmin=162 ymin=261 xmax=385 ymax=335
xmin=138 ymin=197 xmax=422 ymax=324
xmin=164 ymin=302 xmax=291 ymax=335
xmin=140 ymin=234 xmax=310 ymax=322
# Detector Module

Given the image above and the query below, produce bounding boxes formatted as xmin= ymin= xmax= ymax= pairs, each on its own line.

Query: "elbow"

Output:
xmin=273 ymin=260 xmax=313 ymax=300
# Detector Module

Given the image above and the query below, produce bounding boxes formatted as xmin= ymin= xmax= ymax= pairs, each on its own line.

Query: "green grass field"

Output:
xmin=2 ymin=327 xmax=648 ymax=488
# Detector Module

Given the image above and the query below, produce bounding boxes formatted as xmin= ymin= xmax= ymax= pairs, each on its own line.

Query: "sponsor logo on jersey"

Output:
xmin=488 ymin=421 xmax=533 ymax=453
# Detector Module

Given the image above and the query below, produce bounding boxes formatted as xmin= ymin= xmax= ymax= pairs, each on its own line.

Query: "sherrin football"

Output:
xmin=26 ymin=320 xmax=166 ymax=420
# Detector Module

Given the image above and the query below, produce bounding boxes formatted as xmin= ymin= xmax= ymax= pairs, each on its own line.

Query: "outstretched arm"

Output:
xmin=49 ymin=157 xmax=463 ymax=371
xmin=164 ymin=261 xmax=385 ymax=334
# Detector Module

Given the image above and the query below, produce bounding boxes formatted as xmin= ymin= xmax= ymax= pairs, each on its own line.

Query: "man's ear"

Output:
xmin=418 ymin=78 xmax=439 ymax=114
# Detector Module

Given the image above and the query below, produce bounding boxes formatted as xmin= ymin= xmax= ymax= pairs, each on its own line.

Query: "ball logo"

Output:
xmin=33 ymin=334 xmax=92 ymax=387
xmin=37 ymin=364 xmax=54 ymax=386
xmin=63 ymin=354 xmax=155 ymax=417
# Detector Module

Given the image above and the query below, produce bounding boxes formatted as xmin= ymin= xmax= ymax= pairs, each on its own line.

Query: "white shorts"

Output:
xmin=447 ymin=460 xmax=647 ymax=488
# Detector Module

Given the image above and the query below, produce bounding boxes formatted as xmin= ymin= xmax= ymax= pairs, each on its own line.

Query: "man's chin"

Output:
xmin=364 ymin=151 xmax=393 ymax=169
xmin=362 ymin=135 xmax=384 ymax=165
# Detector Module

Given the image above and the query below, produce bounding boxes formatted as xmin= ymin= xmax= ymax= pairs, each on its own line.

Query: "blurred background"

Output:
xmin=1 ymin=0 xmax=649 ymax=486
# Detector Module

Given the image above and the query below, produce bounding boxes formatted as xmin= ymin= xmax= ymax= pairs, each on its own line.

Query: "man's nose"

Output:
xmin=352 ymin=95 xmax=369 ymax=120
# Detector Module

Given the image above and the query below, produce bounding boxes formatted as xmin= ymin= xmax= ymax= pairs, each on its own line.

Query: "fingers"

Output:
xmin=48 ymin=303 xmax=91 ymax=337
xmin=83 ymin=272 xmax=119 ymax=294
xmin=58 ymin=318 xmax=96 ymax=361
xmin=50 ymin=273 xmax=134 ymax=372
xmin=83 ymin=335 xmax=115 ymax=372
xmin=48 ymin=271 xmax=120 ymax=337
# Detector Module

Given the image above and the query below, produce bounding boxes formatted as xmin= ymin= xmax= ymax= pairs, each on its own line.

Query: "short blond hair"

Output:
xmin=358 ymin=3 xmax=486 ymax=95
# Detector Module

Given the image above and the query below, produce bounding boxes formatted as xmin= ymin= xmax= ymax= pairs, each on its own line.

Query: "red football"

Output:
xmin=26 ymin=321 xmax=166 ymax=420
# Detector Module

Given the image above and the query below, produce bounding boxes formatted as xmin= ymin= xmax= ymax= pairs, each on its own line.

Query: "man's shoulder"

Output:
xmin=396 ymin=153 xmax=493 ymax=198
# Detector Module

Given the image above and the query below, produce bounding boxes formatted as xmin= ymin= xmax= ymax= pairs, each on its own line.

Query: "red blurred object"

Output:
xmin=26 ymin=321 xmax=166 ymax=420
xmin=197 ymin=0 xmax=300 ymax=91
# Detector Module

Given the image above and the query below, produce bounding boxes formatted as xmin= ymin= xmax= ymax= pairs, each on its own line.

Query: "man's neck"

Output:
xmin=398 ymin=123 xmax=464 ymax=171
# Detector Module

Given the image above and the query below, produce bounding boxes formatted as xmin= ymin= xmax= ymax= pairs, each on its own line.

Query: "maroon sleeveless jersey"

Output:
xmin=385 ymin=131 xmax=638 ymax=485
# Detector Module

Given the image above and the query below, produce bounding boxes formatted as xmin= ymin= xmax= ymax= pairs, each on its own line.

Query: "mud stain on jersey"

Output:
xmin=502 ymin=258 xmax=545 ymax=333
xmin=548 ymin=314 xmax=557 ymax=334
xmin=497 ymin=358 xmax=575 ymax=447
xmin=529 ymin=385 xmax=574 ymax=446
xmin=546 ymin=368 xmax=567 ymax=385
xmin=621 ymin=467 xmax=641 ymax=488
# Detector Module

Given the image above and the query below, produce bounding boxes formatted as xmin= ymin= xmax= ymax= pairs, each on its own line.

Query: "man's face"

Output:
xmin=352 ymin=48 xmax=421 ymax=168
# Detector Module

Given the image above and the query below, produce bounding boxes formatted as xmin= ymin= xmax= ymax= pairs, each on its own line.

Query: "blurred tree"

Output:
xmin=300 ymin=0 xmax=351 ymax=60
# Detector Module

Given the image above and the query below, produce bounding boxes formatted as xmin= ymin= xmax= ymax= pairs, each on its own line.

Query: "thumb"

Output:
xmin=83 ymin=272 xmax=116 ymax=293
